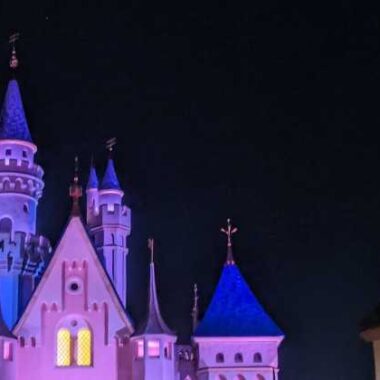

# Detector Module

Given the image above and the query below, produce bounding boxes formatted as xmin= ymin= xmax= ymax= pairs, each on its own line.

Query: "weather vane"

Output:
xmin=106 ymin=137 xmax=117 ymax=153
xmin=220 ymin=218 xmax=238 ymax=247
xmin=9 ymin=33 xmax=20 ymax=69
xmin=148 ymin=238 xmax=155 ymax=263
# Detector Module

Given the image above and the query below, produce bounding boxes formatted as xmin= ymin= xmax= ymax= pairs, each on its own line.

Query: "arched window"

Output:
xmin=234 ymin=352 xmax=243 ymax=363
xmin=56 ymin=328 xmax=71 ymax=367
xmin=257 ymin=375 xmax=265 ymax=380
xmin=215 ymin=376 xmax=227 ymax=380
xmin=234 ymin=376 xmax=246 ymax=380
xmin=77 ymin=328 xmax=92 ymax=366
xmin=216 ymin=352 xmax=224 ymax=363
xmin=254 ymin=352 xmax=263 ymax=363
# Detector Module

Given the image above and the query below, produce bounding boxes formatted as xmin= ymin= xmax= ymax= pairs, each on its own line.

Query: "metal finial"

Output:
xmin=106 ymin=137 xmax=117 ymax=157
xmin=220 ymin=218 xmax=238 ymax=264
xmin=69 ymin=156 xmax=83 ymax=216
xmin=9 ymin=33 xmax=20 ymax=70
xmin=148 ymin=238 xmax=154 ymax=263
xmin=191 ymin=283 xmax=199 ymax=332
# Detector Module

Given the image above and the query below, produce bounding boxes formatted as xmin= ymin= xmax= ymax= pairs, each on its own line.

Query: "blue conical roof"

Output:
xmin=0 ymin=79 xmax=33 ymax=142
xmin=194 ymin=263 xmax=284 ymax=337
xmin=100 ymin=159 xmax=121 ymax=190
xmin=86 ymin=165 xmax=99 ymax=189
xmin=134 ymin=262 xmax=174 ymax=336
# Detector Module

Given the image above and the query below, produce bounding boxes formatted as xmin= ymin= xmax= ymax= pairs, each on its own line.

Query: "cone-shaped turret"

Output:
xmin=0 ymin=79 xmax=32 ymax=142
xmin=100 ymin=158 xmax=121 ymax=190
xmin=194 ymin=220 xmax=284 ymax=337
xmin=135 ymin=239 xmax=174 ymax=335
xmin=87 ymin=164 xmax=99 ymax=189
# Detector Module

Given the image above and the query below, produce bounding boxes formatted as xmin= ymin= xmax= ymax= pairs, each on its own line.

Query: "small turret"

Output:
xmin=131 ymin=239 xmax=177 ymax=380
xmin=85 ymin=142 xmax=131 ymax=307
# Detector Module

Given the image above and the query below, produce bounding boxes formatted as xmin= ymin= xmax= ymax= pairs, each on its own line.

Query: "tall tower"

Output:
xmin=86 ymin=154 xmax=131 ymax=307
xmin=131 ymin=239 xmax=177 ymax=380
xmin=0 ymin=43 xmax=50 ymax=328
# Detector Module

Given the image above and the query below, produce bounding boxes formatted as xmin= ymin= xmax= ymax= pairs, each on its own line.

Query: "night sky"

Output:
xmin=1 ymin=1 xmax=380 ymax=379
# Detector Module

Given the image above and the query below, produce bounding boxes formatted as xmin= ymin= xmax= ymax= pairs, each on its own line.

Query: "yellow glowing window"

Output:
xmin=147 ymin=340 xmax=160 ymax=358
xmin=77 ymin=328 xmax=92 ymax=366
xmin=56 ymin=328 xmax=71 ymax=367
xmin=136 ymin=339 xmax=144 ymax=358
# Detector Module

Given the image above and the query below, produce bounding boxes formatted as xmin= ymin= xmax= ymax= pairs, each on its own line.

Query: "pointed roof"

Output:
xmin=14 ymin=216 xmax=134 ymax=337
xmin=100 ymin=159 xmax=121 ymax=190
xmin=86 ymin=164 xmax=99 ymax=189
xmin=194 ymin=262 xmax=284 ymax=337
xmin=135 ymin=261 xmax=174 ymax=336
xmin=0 ymin=303 xmax=14 ymax=338
xmin=0 ymin=79 xmax=33 ymax=142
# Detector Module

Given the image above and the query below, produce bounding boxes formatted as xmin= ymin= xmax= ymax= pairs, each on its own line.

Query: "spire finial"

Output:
xmin=148 ymin=238 xmax=155 ymax=263
xmin=221 ymin=218 xmax=238 ymax=265
xmin=106 ymin=137 xmax=117 ymax=158
xmin=9 ymin=33 xmax=20 ymax=70
xmin=69 ymin=156 xmax=83 ymax=216
xmin=191 ymin=283 xmax=199 ymax=332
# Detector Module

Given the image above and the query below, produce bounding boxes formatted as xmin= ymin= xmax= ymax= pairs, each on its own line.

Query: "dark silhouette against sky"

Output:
xmin=1 ymin=2 xmax=380 ymax=379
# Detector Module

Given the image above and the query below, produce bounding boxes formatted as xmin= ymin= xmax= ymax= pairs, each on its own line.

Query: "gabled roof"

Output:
xmin=194 ymin=263 xmax=284 ymax=337
xmin=0 ymin=79 xmax=33 ymax=142
xmin=100 ymin=159 xmax=121 ymax=190
xmin=86 ymin=165 xmax=99 ymax=189
xmin=14 ymin=216 xmax=134 ymax=337
xmin=134 ymin=262 xmax=174 ymax=336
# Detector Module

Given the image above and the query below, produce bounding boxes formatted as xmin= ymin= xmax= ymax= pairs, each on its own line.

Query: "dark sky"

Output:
xmin=1 ymin=1 xmax=380 ymax=379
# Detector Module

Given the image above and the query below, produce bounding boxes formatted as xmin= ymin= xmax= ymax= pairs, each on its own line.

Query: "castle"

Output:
xmin=0 ymin=48 xmax=284 ymax=380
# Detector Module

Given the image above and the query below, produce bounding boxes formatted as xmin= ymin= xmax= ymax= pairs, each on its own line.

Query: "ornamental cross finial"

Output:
xmin=148 ymin=238 xmax=155 ymax=263
xmin=191 ymin=283 xmax=199 ymax=332
xmin=220 ymin=218 xmax=238 ymax=248
xmin=69 ymin=156 xmax=83 ymax=216
xmin=9 ymin=33 xmax=20 ymax=69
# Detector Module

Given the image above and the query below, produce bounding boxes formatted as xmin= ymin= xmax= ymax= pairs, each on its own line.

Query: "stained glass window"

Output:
xmin=56 ymin=328 xmax=71 ymax=367
xmin=77 ymin=328 xmax=92 ymax=366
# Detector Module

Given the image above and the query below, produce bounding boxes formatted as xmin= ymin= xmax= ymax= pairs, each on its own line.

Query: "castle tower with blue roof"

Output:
xmin=86 ymin=154 xmax=131 ymax=307
xmin=193 ymin=220 xmax=284 ymax=380
xmin=0 ymin=61 xmax=51 ymax=329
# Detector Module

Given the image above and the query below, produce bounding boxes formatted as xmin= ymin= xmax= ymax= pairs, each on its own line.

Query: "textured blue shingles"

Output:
xmin=87 ymin=165 xmax=99 ymax=189
xmin=100 ymin=159 xmax=121 ymax=190
xmin=0 ymin=80 xmax=33 ymax=142
xmin=195 ymin=264 xmax=284 ymax=337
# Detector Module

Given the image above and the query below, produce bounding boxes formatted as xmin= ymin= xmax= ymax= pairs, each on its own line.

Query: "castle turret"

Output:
xmin=0 ymin=47 xmax=51 ymax=329
xmin=86 ymin=154 xmax=131 ymax=307
xmin=193 ymin=220 xmax=284 ymax=380
xmin=131 ymin=239 xmax=177 ymax=380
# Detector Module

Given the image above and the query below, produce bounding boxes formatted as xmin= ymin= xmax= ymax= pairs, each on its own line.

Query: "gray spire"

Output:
xmin=135 ymin=239 xmax=174 ymax=336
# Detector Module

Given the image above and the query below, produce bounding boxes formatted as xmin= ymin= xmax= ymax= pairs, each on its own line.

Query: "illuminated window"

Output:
xmin=77 ymin=328 xmax=92 ymax=366
xmin=3 ymin=341 xmax=12 ymax=360
xmin=136 ymin=339 xmax=144 ymax=358
xmin=147 ymin=340 xmax=160 ymax=358
xmin=56 ymin=328 xmax=71 ymax=367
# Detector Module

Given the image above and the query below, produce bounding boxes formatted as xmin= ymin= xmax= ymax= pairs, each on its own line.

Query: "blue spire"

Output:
xmin=86 ymin=164 xmax=99 ymax=189
xmin=0 ymin=79 xmax=33 ymax=142
xmin=100 ymin=159 xmax=121 ymax=190
xmin=194 ymin=263 xmax=284 ymax=337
